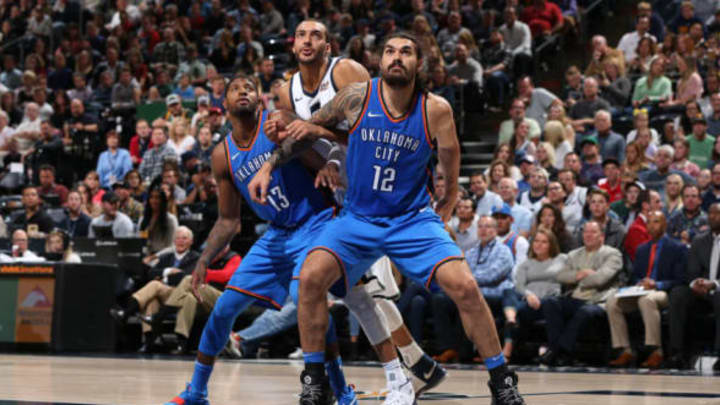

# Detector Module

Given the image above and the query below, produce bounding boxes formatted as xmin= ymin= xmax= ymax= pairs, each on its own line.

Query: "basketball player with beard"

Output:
xmin=162 ymin=74 xmax=362 ymax=405
xmin=274 ymin=19 xmax=447 ymax=400
xmin=250 ymin=33 xmax=526 ymax=405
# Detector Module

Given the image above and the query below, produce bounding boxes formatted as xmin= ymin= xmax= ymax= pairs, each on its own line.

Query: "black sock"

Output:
xmin=488 ymin=363 xmax=510 ymax=382
xmin=305 ymin=362 xmax=325 ymax=380
xmin=126 ymin=297 xmax=140 ymax=314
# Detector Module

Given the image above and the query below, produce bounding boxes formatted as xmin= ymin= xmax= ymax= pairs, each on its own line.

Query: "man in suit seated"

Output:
xmin=667 ymin=203 xmax=720 ymax=370
xmin=539 ymin=220 xmax=624 ymax=366
xmin=110 ymin=226 xmax=200 ymax=352
xmin=607 ymin=211 xmax=686 ymax=368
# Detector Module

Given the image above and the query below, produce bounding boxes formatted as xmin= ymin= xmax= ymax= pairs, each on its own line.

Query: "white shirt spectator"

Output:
xmin=449 ymin=215 xmax=480 ymax=253
xmin=500 ymin=21 xmax=532 ymax=56
xmin=0 ymin=250 xmax=45 ymax=263
xmin=617 ymin=31 xmax=656 ymax=63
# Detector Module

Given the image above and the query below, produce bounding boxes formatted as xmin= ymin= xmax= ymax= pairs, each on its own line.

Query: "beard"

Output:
xmin=295 ymin=47 xmax=326 ymax=65
xmin=228 ymin=101 xmax=258 ymax=119
xmin=381 ymin=63 xmax=413 ymax=87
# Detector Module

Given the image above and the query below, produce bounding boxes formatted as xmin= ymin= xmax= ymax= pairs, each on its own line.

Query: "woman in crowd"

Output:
xmin=660 ymin=55 xmax=703 ymax=111
xmin=547 ymin=102 xmax=575 ymax=148
xmin=138 ymin=183 xmax=178 ymax=254
xmin=74 ymin=50 xmax=94 ymax=81
xmin=344 ymin=36 xmax=370 ymax=67
xmin=544 ymin=120 xmax=572 ymax=170
xmin=533 ymin=204 xmax=575 ymax=252
xmin=509 ymin=120 xmax=536 ymax=158
xmin=626 ymin=109 xmax=660 ymax=146
xmin=599 ymin=59 xmax=631 ymax=110
xmin=623 ymin=141 xmax=651 ymax=175
xmin=632 ymin=56 xmax=672 ymax=112
xmin=627 ymin=37 xmax=657 ymax=76
xmin=535 ymin=142 xmax=558 ymax=180
xmin=84 ymin=171 xmax=105 ymax=205
xmin=125 ymin=169 xmax=147 ymax=203
xmin=513 ymin=229 xmax=566 ymax=360
xmin=635 ymin=127 xmax=657 ymax=162
xmin=167 ymin=118 xmax=195 ymax=156
xmin=0 ymin=91 xmax=22 ymax=126
xmin=45 ymin=230 xmax=81 ymax=263
xmin=76 ymin=183 xmax=101 ymax=218
xmin=674 ymin=99 xmax=702 ymax=135
xmin=670 ymin=137 xmax=701 ymax=177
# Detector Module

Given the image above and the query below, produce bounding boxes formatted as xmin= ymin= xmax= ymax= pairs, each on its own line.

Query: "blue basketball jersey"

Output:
xmin=225 ymin=110 xmax=332 ymax=227
xmin=344 ymin=78 xmax=434 ymax=217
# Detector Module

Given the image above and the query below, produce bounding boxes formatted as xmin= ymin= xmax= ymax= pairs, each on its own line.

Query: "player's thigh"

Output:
xmin=385 ymin=209 xmax=464 ymax=290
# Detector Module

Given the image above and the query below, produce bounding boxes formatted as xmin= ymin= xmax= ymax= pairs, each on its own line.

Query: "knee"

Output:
xmin=298 ymin=252 xmax=338 ymax=298
xmin=637 ymin=296 xmax=654 ymax=310
xmin=606 ymin=297 xmax=621 ymax=312
xmin=451 ymin=276 xmax=481 ymax=310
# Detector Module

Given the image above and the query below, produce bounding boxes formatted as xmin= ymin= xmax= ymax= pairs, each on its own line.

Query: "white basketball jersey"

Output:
xmin=290 ymin=57 xmax=347 ymax=131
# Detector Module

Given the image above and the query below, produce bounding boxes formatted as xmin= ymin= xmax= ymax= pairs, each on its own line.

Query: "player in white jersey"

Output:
xmin=274 ymin=20 xmax=447 ymax=400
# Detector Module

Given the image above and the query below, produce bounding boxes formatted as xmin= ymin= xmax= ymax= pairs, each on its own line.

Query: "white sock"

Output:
xmin=383 ymin=358 xmax=408 ymax=389
xmin=398 ymin=341 xmax=423 ymax=368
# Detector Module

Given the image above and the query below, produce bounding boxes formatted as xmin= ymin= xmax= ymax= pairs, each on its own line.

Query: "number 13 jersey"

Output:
xmin=345 ymin=78 xmax=434 ymax=217
xmin=224 ymin=110 xmax=332 ymax=228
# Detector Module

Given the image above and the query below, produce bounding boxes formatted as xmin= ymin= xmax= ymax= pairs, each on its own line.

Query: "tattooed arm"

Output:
xmin=248 ymin=82 xmax=369 ymax=204
xmin=190 ymin=143 xmax=242 ymax=301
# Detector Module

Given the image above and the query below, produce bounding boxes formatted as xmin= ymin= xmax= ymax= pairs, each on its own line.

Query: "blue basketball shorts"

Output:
xmin=305 ymin=207 xmax=464 ymax=297
xmin=225 ymin=208 xmax=333 ymax=309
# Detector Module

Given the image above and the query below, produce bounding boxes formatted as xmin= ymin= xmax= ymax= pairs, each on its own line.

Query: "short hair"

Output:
xmin=657 ymin=144 xmax=675 ymax=159
xmin=587 ymin=187 xmax=610 ymax=202
xmin=500 ymin=176 xmax=518 ymax=191
xmin=175 ymin=225 xmax=194 ymax=240
xmin=594 ymin=109 xmax=611 ymax=122
xmin=225 ymin=73 xmax=259 ymax=97
xmin=38 ymin=164 xmax=55 ymax=175
xmin=584 ymin=219 xmax=605 ymax=234
xmin=459 ymin=196 xmax=477 ymax=211
xmin=557 ymin=168 xmax=578 ymax=181
xmin=682 ymin=183 xmax=700 ymax=196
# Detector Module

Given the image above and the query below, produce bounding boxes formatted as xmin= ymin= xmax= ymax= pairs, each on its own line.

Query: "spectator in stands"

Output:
xmin=536 ymin=202 xmax=575 ymax=252
xmin=29 ymin=120 xmax=62 ymax=177
xmin=148 ymin=244 xmax=239 ymax=355
xmin=191 ymin=127 xmax=214 ymax=166
xmin=47 ymin=51 xmax=72 ymax=91
xmin=76 ymin=183 xmax=101 ymax=218
xmin=570 ymin=78 xmax=611 ymax=134
xmin=521 ymin=0 xmax=564 ymax=39
xmin=687 ymin=116 xmax=715 ymax=169
xmin=113 ymin=181 xmax=144 ymax=225
xmin=139 ymin=126 xmax=179 ymax=183
xmin=546 ymin=178 xmax=577 ymax=234
xmin=665 ymin=174 xmax=685 ymax=217
xmin=579 ymin=136 xmax=603 ymax=185
xmin=598 ymin=59 xmax=631 ymax=112
xmin=517 ymin=76 xmax=558 ymax=128
xmin=592 ymin=110 xmax=626 ymax=162
xmin=173 ymin=73 xmax=195 ymax=102
xmin=702 ymin=164 xmax=720 ymax=211
xmin=427 ymin=64 xmax=456 ymax=111
xmin=162 ymin=166 xmax=187 ymax=205
xmin=96 ymin=130 xmax=132 ymax=189
xmin=617 ymin=16 xmax=656 ymax=63
xmin=257 ymin=58 xmax=281 ymax=96
xmin=626 ymin=36 xmax=655 ymax=77
xmin=9 ymin=185 xmax=54 ymax=238
xmin=611 ymin=179 xmax=642 ymax=228
xmin=437 ymin=11 xmax=472 ymax=60
xmin=535 ymin=142 xmax=558 ymax=179
xmin=670 ymin=1 xmax=704 ymax=35
xmin=111 ymin=68 xmax=140 ymax=112
xmin=112 ymin=226 xmax=199 ymax=353
xmin=447 ymin=44 xmax=483 ymax=98
xmin=125 ymin=169 xmax=147 ymax=203
xmin=498 ymin=99 xmax=541 ymax=145
xmin=574 ymin=188 xmax=625 ymax=250
xmin=480 ymin=30 xmax=512 ymax=111
xmin=44 ymin=230 xmax=80 ymax=263
xmin=597 ymin=158 xmax=623 ymax=203
xmin=13 ymin=102 xmax=42 ymax=156
xmin=493 ymin=203 xmax=530 ymax=267
xmin=0 ymin=110 xmax=14 ymax=150
xmin=168 ymin=119 xmax=196 ymax=156
xmin=497 ymin=177 xmax=532 ymax=237
xmin=624 ymin=189 xmax=663 ymax=262
xmin=88 ymin=192 xmax=134 ymax=239
xmin=628 ymin=109 xmax=660 ymax=147
xmin=139 ymin=185 xmax=179 ymax=254
xmin=607 ymin=210 xmax=684 ymax=368
xmin=632 ymin=56 xmax=672 ymax=110
xmin=704 ymin=92 xmax=720 ymax=137
xmin=32 ymin=88 xmax=53 ymax=121
xmin=558 ymin=167 xmax=587 ymax=216
xmin=164 ymin=94 xmax=191 ymax=123
xmin=637 ymin=2 xmax=665 ymax=42
xmin=129 ymin=120 xmax=153 ymax=166
xmin=153 ymin=27 xmax=185 ymax=71
xmin=509 ymin=121 xmax=537 ymax=160
xmin=469 ymin=171 xmax=503 ymax=216
xmin=37 ymin=165 xmax=68 ymax=206
xmin=668 ymin=184 xmax=709 ymax=245
xmin=1 ymin=55 xmax=22 ymax=90
xmin=0 ymin=229 xmax=44 ymax=262
xmin=1 ymin=92 xmax=22 ymax=127
xmin=449 ymin=197 xmax=479 ymax=253
xmin=500 ymin=6 xmax=533 ymax=78
xmin=548 ymin=103 xmax=576 ymax=148
xmin=672 ymin=138 xmax=701 ymax=178
xmin=518 ymin=166 xmax=548 ymax=215
xmin=91 ymin=71 xmax=114 ymax=107
xmin=62 ymin=190 xmax=90 ymax=238
xmin=661 ymin=56 xmax=703 ymax=111
xmin=668 ymin=202 xmax=720 ymax=370
xmin=208 ymin=76 xmax=226 ymax=114
xmin=585 ymin=35 xmax=625 ymax=78
xmin=543 ymin=121 xmax=570 ymax=171
xmin=64 ymin=99 xmax=99 ymax=151
xmin=539 ymin=220 xmax=623 ymax=366
xmin=84 ymin=171 xmax=105 ymax=205
xmin=639 ymin=145 xmax=694 ymax=193
xmin=489 ymin=144 xmax=522 ymax=182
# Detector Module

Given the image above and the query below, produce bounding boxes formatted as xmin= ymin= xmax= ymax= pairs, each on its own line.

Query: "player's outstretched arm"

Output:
xmin=427 ymin=94 xmax=460 ymax=223
xmin=191 ymin=144 xmax=243 ymax=301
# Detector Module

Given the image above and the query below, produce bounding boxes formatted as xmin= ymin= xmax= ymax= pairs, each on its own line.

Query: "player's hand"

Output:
xmin=191 ymin=262 xmax=208 ymax=303
xmin=248 ymin=162 xmax=273 ymax=204
xmin=434 ymin=197 xmax=456 ymax=223
xmin=315 ymin=161 xmax=343 ymax=190
xmin=286 ymin=120 xmax=321 ymax=141
xmin=264 ymin=115 xmax=288 ymax=144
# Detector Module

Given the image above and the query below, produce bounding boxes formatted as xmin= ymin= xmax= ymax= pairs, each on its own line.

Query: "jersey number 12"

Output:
xmin=372 ymin=165 xmax=395 ymax=192
xmin=267 ymin=186 xmax=290 ymax=211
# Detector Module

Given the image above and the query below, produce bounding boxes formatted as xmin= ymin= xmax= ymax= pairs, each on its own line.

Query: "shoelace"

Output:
xmin=496 ymin=386 xmax=524 ymax=404
xmin=300 ymin=383 xmax=324 ymax=403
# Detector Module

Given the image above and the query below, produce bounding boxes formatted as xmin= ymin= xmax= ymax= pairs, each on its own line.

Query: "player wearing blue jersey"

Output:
xmin=250 ymin=33 xmax=526 ymax=405
xmin=163 ymin=74 xmax=355 ymax=405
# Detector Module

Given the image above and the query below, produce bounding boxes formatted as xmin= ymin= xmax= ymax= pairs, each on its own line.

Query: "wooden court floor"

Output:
xmin=1 ymin=354 xmax=719 ymax=405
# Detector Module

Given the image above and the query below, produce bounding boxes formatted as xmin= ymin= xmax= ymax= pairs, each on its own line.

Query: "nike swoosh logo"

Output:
xmin=423 ymin=363 xmax=436 ymax=380
xmin=294 ymin=97 xmax=303 ymax=102
xmin=231 ymin=152 xmax=240 ymax=160
xmin=368 ymin=112 xmax=383 ymax=117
